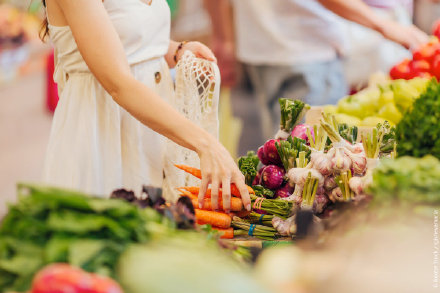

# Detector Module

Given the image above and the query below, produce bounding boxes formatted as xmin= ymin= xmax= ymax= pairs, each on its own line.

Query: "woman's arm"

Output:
xmin=50 ymin=0 xmax=249 ymax=212
xmin=318 ymin=0 xmax=428 ymax=50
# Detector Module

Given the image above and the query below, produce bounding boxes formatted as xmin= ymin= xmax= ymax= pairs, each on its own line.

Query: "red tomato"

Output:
xmin=390 ymin=58 xmax=411 ymax=80
xmin=410 ymin=59 xmax=431 ymax=74
xmin=432 ymin=55 xmax=440 ymax=79
xmin=413 ymin=72 xmax=433 ymax=79
xmin=413 ymin=41 xmax=440 ymax=62
xmin=31 ymin=263 xmax=124 ymax=293
xmin=433 ymin=20 xmax=440 ymax=39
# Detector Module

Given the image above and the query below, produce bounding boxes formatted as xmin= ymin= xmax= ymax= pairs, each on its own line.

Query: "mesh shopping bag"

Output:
xmin=163 ymin=51 xmax=220 ymax=201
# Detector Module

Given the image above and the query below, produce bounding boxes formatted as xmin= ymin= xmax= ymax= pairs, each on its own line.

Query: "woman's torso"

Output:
xmin=49 ymin=0 xmax=171 ymax=75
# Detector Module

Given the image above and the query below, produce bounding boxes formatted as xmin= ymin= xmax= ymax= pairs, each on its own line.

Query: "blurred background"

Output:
xmin=0 ymin=0 xmax=439 ymax=216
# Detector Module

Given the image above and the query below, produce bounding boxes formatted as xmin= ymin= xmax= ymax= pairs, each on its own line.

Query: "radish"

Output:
xmin=291 ymin=124 xmax=314 ymax=144
xmin=275 ymin=183 xmax=294 ymax=199
xmin=260 ymin=165 xmax=285 ymax=189
xmin=257 ymin=146 xmax=271 ymax=165
xmin=263 ymin=139 xmax=282 ymax=165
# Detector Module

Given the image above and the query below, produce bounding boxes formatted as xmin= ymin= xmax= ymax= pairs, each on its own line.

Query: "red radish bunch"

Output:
xmin=390 ymin=36 xmax=440 ymax=80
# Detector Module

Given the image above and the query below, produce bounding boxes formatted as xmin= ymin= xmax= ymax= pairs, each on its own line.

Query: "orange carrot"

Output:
xmin=175 ymin=165 xmax=202 ymax=179
xmin=195 ymin=209 xmax=231 ymax=228
xmin=174 ymin=165 xmax=255 ymax=195
xmin=211 ymin=227 xmax=234 ymax=239
xmin=179 ymin=189 xmax=244 ymax=212
xmin=177 ymin=189 xmax=198 ymax=199
xmin=180 ymin=186 xmax=238 ymax=198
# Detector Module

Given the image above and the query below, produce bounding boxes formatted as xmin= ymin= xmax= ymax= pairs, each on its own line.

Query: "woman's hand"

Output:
xmin=196 ymin=136 xmax=251 ymax=213
xmin=177 ymin=41 xmax=217 ymax=63
xmin=378 ymin=20 xmax=429 ymax=51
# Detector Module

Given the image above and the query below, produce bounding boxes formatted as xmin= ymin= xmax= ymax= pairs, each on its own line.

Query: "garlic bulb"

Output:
xmin=313 ymin=194 xmax=330 ymax=214
xmin=272 ymin=215 xmax=296 ymax=236
xmin=344 ymin=149 xmax=367 ymax=175
xmin=324 ymin=176 xmax=337 ymax=191
xmin=311 ymin=151 xmax=332 ymax=176
xmin=349 ymin=176 xmax=364 ymax=195
xmin=329 ymin=187 xmax=343 ymax=202
xmin=331 ymin=148 xmax=352 ymax=172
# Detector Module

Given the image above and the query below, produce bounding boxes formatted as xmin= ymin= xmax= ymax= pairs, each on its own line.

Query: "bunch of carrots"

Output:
xmin=175 ymin=165 xmax=283 ymax=240
xmin=175 ymin=165 xmax=253 ymax=239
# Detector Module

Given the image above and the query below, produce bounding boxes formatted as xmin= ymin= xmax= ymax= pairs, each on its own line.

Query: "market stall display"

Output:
xmin=0 ymin=183 xmax=267 ymax=293
xmin=323 ymin=76 xmax=430 ymax=127
xmin=2 ymin=8 xmax=440 ymax=292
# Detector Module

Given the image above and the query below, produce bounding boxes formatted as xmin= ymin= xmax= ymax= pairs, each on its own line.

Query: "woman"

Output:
xmin=42 ymin=0 xmax=251 ymax=213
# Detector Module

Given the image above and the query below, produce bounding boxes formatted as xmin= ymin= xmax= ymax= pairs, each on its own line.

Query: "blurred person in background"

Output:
xmin=40 ymin=0 xmax=252 ymax=212
xmin=207 ymin=0 xmax=428 ymax=140
xmin=341 ymin=0 xmax=417 ymax=87
xmin=414 ymin=0 xmax=440 ymax=33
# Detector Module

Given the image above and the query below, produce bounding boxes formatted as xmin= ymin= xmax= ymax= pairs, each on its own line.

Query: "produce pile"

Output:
xmin=0 ymin=184 xmax=263 ymax=293
xmin=324 ymin=77 xmax=430 ymax=126
xmin=175 ymin=98 xmax=399 ymax=240
xmin=389 ymin=24 xmax=440 ymax=81
xmin=175 ymin=164 xmax=292 ymax=240
xmin=368 ymin=155 xmax=440 ymax=205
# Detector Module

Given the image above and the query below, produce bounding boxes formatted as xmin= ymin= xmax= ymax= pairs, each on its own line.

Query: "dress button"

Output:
xmin=155 ymin=72 xmax=161 ymax=84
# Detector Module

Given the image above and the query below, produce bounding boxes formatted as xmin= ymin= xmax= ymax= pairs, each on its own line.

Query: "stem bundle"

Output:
xmin=307 ymin=125 xmax=328 ymax=151
xmin=301 ymin=172 xmax=319 ymax=207
xmin=232 ymin=217 xmax=278 ymax=240
xmin=250 ymin=194 xmax=293 ymax=218
xmin=335 ymin=170 xmax=354 ymax=201
xmin=362 ymin=127 xmax=384 ymax=159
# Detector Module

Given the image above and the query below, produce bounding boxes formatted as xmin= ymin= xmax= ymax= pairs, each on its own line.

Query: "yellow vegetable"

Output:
xmin=323 ymin=105 xmax=338 ymax=115
xmin=334 ymin=113 xmax=362 ymax=126
xmin=361 ymin=116 xmax=390 ymax=127
xmin=377 ymin=103 xmax=402 ymax=125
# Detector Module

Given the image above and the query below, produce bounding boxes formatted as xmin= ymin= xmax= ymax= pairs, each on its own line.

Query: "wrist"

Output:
xmin=194 ymin=132 xmax=215 ymax=155
xmin=372 ymin=17 xmax=389 ymax=37
xmin=174 ymin=40 xmax=189 ymax=64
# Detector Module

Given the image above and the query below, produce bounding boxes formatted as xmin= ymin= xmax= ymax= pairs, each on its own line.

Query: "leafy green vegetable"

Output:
xmin=238 ymin=151 xmax=260 ymax=186
xmin=279 ymin=98 xmax=310 ymax=133
xmin=276 ymin=136 xmax=311 ymax=171
xmin=337 ymin=123 xmax=358 ymax=145
xmin=0 ymin=183 xmax=160 ymax=292
xmin=396 ymin=79 xmax=440 ymax=159
xmin=378 ymin=121 xmax=396 ymax=153
xmin=252 ymin=185 xmax=275 ymax=198
xmin=368 ymin=155 xmax=440 ymax=204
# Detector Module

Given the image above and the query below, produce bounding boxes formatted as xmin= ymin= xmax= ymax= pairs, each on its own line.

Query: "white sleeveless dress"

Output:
xmin=43 ymin=0 xmax=174 ymax=197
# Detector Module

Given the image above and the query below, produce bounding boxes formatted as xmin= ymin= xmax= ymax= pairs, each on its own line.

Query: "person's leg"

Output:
xmin=325 ymin=59 xmax=349 ymax=105
xmin=285 ymin=59 xmax=348 ymax=106
xmin=245 ymin=64 xmax=292 ymax=140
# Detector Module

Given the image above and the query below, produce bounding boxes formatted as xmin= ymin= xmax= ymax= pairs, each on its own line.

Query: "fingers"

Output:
xmin=198 ymin=175 xmax=209 ymax=209
xmin=221 ymin=177 xmax=231 ymax=213
xmin=193 ymin=42 xmax=217 ymax=63
xmin=211 ymin=179 xmax=220 ymax=211
xmin=234 ymin=174 xmax=251 ymax=211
